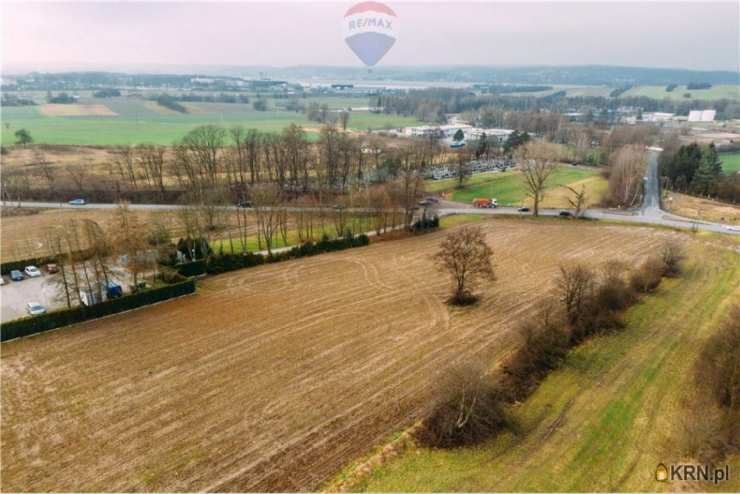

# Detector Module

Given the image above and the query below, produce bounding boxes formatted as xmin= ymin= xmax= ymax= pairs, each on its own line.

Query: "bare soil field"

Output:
xmin=1 ymin=145 xmax=116 ymax=170
xmin=0 ymin=219 xmax=678 ymax=492
xmin=39 ymin=104 xmax=118 ymax=117
xmin=664 ymin=191 xmax=740 ymax=225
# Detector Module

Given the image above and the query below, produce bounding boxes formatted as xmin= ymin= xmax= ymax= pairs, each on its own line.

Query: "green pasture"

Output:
xmin=426 ymin=166 xmax=600 ymax=206
xmin=623 ymin=84 xmax=740 ymax=101
xmin=0 ymin=96 xmax=418 ymax=146
xmin=720 ymin=152 xmax=740 ymax=173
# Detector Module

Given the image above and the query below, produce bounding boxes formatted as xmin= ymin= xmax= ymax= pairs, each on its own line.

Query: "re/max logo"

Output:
xmin=347 ymin=18 xmax=393 ymax=31
xmin=658 ymin=463 xmax=730 ymax=485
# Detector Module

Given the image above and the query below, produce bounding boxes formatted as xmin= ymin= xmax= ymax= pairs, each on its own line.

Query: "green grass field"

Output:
xmin=358 ymin=242 xmax=740 ymax=492
xmin=623 ymin=85 xmax=740 ymax=101
xmin=426 ymin=166 xmax=603 ymax=206
xmin=0 ymin=96 xmax=419 ymax=146
xmin=720 ymin=152 xmax=740 ymax=173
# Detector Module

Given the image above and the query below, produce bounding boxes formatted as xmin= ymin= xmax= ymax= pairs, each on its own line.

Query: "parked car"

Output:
xmin=237 ymin=200 xmax=253 ymax=208
xmin=46 ymin=263 xmax=59 ymax=274
xmin=425 ymin=196 xmax=440 ymax=204
xmin=517 ymin=207 xmax=530 ymax=213
xmin=68 ymin=198 xmax=87 ymax=206
xmin=10 ymin=270 xmax=24 ymax=281
xmin=0 ymin=277 xmax=5 ymax=286
xmin=24 ymin=265 xmax=42 ymax=278
xmin=559 ymin=211 xmax=573 ymax=217
xmin=26 ymin=302 xmax=47 ymax=316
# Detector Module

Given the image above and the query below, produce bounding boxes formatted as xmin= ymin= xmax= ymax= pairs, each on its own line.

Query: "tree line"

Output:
xmin=660 ymin=141 xmax=739 ymax=203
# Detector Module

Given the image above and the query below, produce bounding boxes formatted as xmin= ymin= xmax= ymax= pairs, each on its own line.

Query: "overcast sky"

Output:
xmin=2 ymin=1 xmax=738 ymax=72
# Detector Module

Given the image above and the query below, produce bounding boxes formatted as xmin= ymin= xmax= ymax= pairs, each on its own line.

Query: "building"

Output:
xmin=688 ymin=110 xmax=717 ymax=122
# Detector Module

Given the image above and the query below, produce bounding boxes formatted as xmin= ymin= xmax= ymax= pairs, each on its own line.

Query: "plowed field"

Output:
xmin=0 ymin=219 xmax=679 ymax=492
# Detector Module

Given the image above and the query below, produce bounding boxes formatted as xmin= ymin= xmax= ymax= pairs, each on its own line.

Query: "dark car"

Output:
xmin=425 ymin=196 xmax=440 ymax=204
xmin=237 ymin=200 xmax=253 ymax=208
xmin=559 ymin=211 xmax=573 ymax=217
xmin=10 ymin=270 xmax=24 ymax=281
xmin=517 ymin=207 xmax=530 ymax=213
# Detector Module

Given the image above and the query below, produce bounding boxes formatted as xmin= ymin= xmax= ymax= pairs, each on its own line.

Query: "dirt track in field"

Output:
xmin=0 ymin=219 xmax=677 ymax=492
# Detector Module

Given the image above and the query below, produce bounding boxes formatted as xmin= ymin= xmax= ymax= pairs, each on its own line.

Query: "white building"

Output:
xmin=688 ymin=110 xmax=717 ymax=122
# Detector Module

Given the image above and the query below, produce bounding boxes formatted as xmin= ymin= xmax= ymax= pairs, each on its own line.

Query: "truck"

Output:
xmin=472 ymin=198 xmax=498 ymax=209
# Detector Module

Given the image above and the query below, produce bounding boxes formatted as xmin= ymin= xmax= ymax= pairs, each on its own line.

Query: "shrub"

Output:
xmin=629 ymin=256 xmax=665 ymax=293
xmin=502 ymin=304 xmax=570 ymax=400
xmin=660 ymin=241 xmax=685 ymax=277
xmin=417 ymin=363 xmax=510 ymax=448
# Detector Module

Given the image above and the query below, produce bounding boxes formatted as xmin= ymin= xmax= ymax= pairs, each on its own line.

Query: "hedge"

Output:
xmin=0 ymin=279 xmax=196 ymax=342
xmin=206 ymin=234 xmax=370 ymax=275
xmin=176 ymin=259 xmax=208 ymax=277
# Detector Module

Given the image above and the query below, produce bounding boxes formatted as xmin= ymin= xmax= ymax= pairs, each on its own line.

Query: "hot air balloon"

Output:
xmin=342 ymin=2 xmax=398 ymax=67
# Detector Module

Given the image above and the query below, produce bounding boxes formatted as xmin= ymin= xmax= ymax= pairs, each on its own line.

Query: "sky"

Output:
xmin=2 ymin=1 xmax=738 ymax=73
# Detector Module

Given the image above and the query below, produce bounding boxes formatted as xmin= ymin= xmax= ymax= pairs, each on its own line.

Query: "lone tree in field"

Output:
xmin=434 ymin=226 xmax=494 ymax=305
xmin=14 ymin=128 xmax=32 ymax=146
xmin=517 ymin=141 xmax=558 ymax=216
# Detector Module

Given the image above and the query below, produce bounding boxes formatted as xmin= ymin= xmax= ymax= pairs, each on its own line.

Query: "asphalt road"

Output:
xmin=2 ymin=149 xmax=738 ymax=236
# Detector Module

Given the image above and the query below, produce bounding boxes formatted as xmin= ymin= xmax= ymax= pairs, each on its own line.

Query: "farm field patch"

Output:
xmin=623 ymin=84 xmax=740 ymax=101
xmin=359 ymin=243 xmax=740 ymax=492
xmin=0 ymin=219 xmax=672 ymax=492
xmin=39 ymin=103 xmax=118 ymax=117
xmin=1 ymin=96 xmax=419 ymax=146
xmin=663 ymin=191 xmax=740 ymax=225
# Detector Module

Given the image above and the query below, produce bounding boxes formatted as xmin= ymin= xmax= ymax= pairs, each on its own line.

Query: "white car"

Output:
xmin=722 ymin=224 xmax=740 ymax=232
xmin=24 ymin=266 xmax=42 ymax=278
xmin=26 ymin=302 xmax=46 ymax=316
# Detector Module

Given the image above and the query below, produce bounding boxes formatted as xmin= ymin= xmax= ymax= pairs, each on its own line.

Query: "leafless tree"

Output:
xmin=113 ymin=146 xmax=138 ymax=189
xmin=65 ymin=164 xmax=89 ymax=194
xmin=607 ymin=145 xmax=647 ymax=208
xmin=556 ymin=263 xmax=595 ymax=324
xmin=564 ymin=184 xmax=588 ymax=217
xmin=434 ymin=226 xmax=495 ymax=305
xmin=251 ymin=184 xmax=282 ymax=254
xmin=339 ymin=111 xmax=350 ymax=131
xmin=517 ymin=141 xmax=558 ymax=216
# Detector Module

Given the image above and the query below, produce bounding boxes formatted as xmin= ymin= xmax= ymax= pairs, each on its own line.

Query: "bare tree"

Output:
xmin=564 ymin=184 xmax=588 ymax=218
xmin=556 ymin=263 xmax=595 ymax=324
xmin=251 ymin=184 xmax=282 ymax=254
xmin=607 ymin=145 xmax=647 ymax=208
xmin=65 ymin=164 xmax=89 ymax=194
xmin=517 ymin=141 xmax=558 ymax=216
xmin=339 ymin=111 xmax=350 ymax=131
xmin=434 ymin=226 xmax=495 ymax=305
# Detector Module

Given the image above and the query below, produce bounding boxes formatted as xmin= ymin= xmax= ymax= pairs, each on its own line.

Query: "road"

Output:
xmin=2 ymin=150 xmax=738 ymax=236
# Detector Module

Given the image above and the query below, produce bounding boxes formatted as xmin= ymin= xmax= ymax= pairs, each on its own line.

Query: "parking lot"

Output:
xmin=1 ymin=271 xmax=66 ymax=322
xmin=1 ymin=264 xmax=132 ymax=323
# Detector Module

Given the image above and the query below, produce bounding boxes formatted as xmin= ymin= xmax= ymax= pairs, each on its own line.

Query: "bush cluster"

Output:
xmin=416 ymin=364 xmax=510 ymax=448
xmin=419 ymin=244 xmax=684 ymax=449
xmin=0 ymin=279 xmax=196 ymax=342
